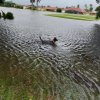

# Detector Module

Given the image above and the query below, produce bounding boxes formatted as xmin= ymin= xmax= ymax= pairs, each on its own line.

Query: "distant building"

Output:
xmin=23 ymin=5 xmax=33 ymax=9
xmin=89 ymin=11 xmax=96 ymax=15
xmin=37 ymin=6 xmax=46 ymax=11
xmin=64 ymin=8 xmax=86 ymax=14
xmin=45 ymin=7 xmax=57 ymax=12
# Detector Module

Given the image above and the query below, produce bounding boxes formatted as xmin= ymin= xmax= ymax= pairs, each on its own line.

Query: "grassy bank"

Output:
xmin=46 ymin=13 xmax=96 ymax=21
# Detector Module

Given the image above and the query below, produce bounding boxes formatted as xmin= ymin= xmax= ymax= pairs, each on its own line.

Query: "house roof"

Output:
xmin=45 ymin=7 xmax=57 ymax=10
xmin=64 ymin=8 xmax=86 ymax=13
xmin=90 ymin=11 xmax=96 ymax=14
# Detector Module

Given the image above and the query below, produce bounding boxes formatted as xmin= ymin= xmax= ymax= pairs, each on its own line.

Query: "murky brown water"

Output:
xmin=0 ymin=7 xmax=100 ymax=100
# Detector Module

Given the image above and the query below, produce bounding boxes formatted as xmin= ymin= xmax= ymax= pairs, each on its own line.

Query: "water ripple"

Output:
xmin=0 ymin=7 xmax=100 ymax=99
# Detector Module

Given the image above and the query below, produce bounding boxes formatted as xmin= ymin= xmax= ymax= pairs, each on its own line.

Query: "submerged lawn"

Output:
xmin=46 ymin=13 xmax=96 ymax=21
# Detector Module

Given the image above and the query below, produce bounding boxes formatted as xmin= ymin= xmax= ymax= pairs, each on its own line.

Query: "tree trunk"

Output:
xmin=36 ymin=0 xmax=38 ymax=7
xmin=32 ymin=0 xmax=34 ymax=7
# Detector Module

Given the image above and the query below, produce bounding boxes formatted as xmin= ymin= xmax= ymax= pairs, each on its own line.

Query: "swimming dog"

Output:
xmin=39 ymin=36 xmax=58 ymax=46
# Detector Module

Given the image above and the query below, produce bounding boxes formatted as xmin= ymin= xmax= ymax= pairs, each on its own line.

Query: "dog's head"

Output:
xmin=53 ymin=37 xmax=58 ymax=42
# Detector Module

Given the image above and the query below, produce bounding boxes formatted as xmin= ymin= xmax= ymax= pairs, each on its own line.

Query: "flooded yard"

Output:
xmin=0 ymin=7 xmax=100 ymax=100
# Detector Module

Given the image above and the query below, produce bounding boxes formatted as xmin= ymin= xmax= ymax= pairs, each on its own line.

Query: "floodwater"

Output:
xmin=0 ymin=7 xmax=100 ymax=100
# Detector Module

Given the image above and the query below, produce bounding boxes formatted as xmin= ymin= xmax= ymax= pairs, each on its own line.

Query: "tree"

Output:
xmin=77 ymin=4 xmax=80 ymax=8
xmin=89 ymin=4 xmax=93 ymax=12
xmin=0 ymin=0 xmax=5 ymax=4
xmin=95 ymin=0 xmax=100 ymax=19
xmin=85 ymin=4 xmax=88 ymax=9
xmin=84 ymin=4 xmax=89 ymax=12
xmin=66 ymin=6 xmax=68 ymax=8
xmin=30 ymin=0 xmax=35 ymax=7
xmin=95 ymin=6 xmax=100 ymax=19
xmin=30 ymin=0 xmax=41 ymax=7
xmin=36 ymin=0 xmax=41 ymax=7
xmin=96 ymin=0 xmax=100 ymax=3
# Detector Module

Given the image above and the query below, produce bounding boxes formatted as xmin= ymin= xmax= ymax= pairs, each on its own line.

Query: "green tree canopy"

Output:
xmin=95 ymin=6 xmax=100 ymax=11
xmin=95 ymin=0 xmax=100 ymax=19
xmin=89 ymin=4 xmax=93 ymax=12
xmin=96 ymin=0 xmax=100 ymax=3
xmin=30 ymin=0 xmax=35 ymax=7
xmin=77 ymin=4 xmax=80 ymax=8
xmin=30 ymin=0 xmax=41 ymax=7
xmin=95 ymin=6 xmax=100 ymax=19
xmin=0 ymin=0 xmax=5 ymax=3
xmin=30 ymin=0 xmax=35 ymax=3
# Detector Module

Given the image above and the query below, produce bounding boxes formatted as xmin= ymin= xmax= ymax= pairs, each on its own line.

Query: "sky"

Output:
xmin=6 ymin=0 xmax=98 ymax=9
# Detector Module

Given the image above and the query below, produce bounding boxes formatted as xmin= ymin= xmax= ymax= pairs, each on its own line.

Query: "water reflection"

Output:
xmin=0 ymin=7 xmax=100 ymax=100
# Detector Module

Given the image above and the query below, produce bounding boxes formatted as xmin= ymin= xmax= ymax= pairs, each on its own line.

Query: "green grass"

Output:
xmin=46 ymin=13 xmax=97 ymax=21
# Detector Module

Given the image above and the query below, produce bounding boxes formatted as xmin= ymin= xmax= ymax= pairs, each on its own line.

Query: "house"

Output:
xmin=23 ymin=5 xmax=33 ymax=9
xmin=89 ymin=11 xmax=96 ymax=15
xmin=37 ymin=6 xmax=46 ymax=11
xmin=64 ymin=8 xmax=86 ymax=14
xmin=45 ymin=7 xmax=57 ymax=12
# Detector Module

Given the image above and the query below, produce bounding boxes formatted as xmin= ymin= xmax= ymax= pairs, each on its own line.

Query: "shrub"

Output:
xmin=56 ymin=8 xmax=62 ymax=13
xmin=4 ymin=2 xmax=15 ymax=7
xmin=14 ymin=5 xmax=23 ymax=9
xmin=5 ymin=12 xmax=14 ymax=19
xmin=32 ymin=7 xmax=37 ymax=10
